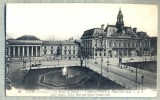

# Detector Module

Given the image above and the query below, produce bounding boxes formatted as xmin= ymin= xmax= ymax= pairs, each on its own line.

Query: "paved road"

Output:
xmin=8 ymin=56 xmax=156 ymax=90
xmin=86 ymin=56 xmax=156 ymax=90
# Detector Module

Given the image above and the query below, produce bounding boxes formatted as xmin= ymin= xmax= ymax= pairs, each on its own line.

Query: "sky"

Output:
xmin=6 ymin=3 xmax=157 ymax=40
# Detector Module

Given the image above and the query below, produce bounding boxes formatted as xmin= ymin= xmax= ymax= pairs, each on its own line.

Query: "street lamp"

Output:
xmin=98 ymin=34 xmax=104 ymax=76
xmin=107 ymin=56 xmax=109 ymax=72
xmin=30 ymin=57 xmax=31 ymax=70
xmin=22 ymin=57 xmax=26 ymax=88
xmin=141 ymin=74 xmax=144 ymax=92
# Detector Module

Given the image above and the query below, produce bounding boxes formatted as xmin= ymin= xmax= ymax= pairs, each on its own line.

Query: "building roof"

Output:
xmin=136 ymin=31 xmax=149 ymax=39
xmin=42 ymin=41 xmax=62 ymax=45
xmin=81 ymin=28 xmax=103 ymax=39
xmin=104 ymin=25 xmax=139 ymax=38
xmin=16 ymin=35 xmax=40 ymax=40
xmin=7 ymin=39 xmax=42 ymax=45
xmin=62 ymin=40 xmax=77 ymax=45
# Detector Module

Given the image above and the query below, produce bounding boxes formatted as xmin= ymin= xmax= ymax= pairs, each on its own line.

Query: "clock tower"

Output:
xmin=116 ymin=8 xmax=124 ymax=34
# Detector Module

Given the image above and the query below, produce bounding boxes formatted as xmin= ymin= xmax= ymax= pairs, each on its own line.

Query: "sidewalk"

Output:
xmin=86 ymin=58 xmax=156 ymax=90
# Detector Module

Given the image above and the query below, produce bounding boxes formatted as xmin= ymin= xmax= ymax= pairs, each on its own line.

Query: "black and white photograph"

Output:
xmin=5 ymin=3 xmax=157 ymax=96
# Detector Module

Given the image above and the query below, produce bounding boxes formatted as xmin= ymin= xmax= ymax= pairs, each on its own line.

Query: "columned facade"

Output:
xmin=8 ymin=45 xmax=42 ymax=60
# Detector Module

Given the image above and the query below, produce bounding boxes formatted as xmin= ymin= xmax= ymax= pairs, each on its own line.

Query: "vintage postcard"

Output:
xmin=5 ymin=3 xmax=157 ymax=97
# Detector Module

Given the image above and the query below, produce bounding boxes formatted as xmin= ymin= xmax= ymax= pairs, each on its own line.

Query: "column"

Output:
xmin=22 ymin=46 xmax=24 ymax=56
xmin=36 ymin=46 xmax=38 ymax=56
xmin=39 ymin=46 xmax=41 ymax=56
xmin=8 ymin=46 xmax=10 ymax=57
xmin=32 ymin=46 xmax=33 ymax=56
xmin=127 ymin=50 xmax=129 ymax=56
xmin=13 ymin=46 xmax=15 ymax=57
xmin=18 ymin=46 xmax=20 ymax=57
xmin=27 ymin=46 xmax=29 ymax=56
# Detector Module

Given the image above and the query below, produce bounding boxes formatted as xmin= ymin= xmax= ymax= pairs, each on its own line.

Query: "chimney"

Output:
xmin=133 ymin=28 xmax=137 ymax=33
xmin=101 ymin=24 xmax=104 ymax=30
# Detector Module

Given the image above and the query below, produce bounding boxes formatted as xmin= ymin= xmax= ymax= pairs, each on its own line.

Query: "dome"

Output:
xmin=16 ymin=35 xmax=40 ymax=40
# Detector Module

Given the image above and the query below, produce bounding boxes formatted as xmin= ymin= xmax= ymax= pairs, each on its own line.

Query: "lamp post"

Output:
xmin=141 ymin=74 xmax=144 ymax=92
xmin=99 ymin=34 xmax=104 ymax=76
xmin=30 ymin=57 xmax=31 ymax=70
xmin=107 ymin=56 xmax=109 ymax=72
xmin=22 ymin=57 xmax=26 ymax=88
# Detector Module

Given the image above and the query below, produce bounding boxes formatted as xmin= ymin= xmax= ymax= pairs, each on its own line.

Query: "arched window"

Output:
xmin=109 ymin=42 xmax=112 ymax=47
xmin=114 ymin=42 xmax=116 ymax=47
xmin=119 ymin=42 xmax=121 ymax=47
xmin=123 ymin=43 xmax=126 ymax=47
xmin=132 ymin=42 xmax=134 ymax=47
xmin=128 ymin=42 xmax=130 ymax=47
xmin=136 ymin=42 xmax=139 ymax=47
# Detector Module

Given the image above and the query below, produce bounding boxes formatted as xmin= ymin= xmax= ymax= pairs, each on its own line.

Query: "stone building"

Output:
xmin=7 ymin=35 xmax=42 ymax=60
xmin=7 ymin=35 xmax=78 ymax=61
xmin=81 ymin=8 xmax=151 ymax=59
xmin=61 ymin=40 xmax=78 ymax=60
xmin=42 ymin=41 xmax=62 ymax=60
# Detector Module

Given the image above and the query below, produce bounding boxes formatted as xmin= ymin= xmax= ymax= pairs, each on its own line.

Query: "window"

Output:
xmin=119 ymin=42 xmax=121 ymax=47
xmin=64 ymin=50 xmax=67 ymax=54
xmin=44 ymin=46 xmax=46 ymax=49
xmin=99 ymin=53 xmax=101 ymax=56
xmin=145 ymin=42 xmax=148 ymax=47
xmin=114 ymin=42 xmax=116 ymax=47
xmin=128 ymin=42 xmax=130 ymax=47
xmin=44 ymin=50 xmax=46 ymax=54
xmin=51 ymin=50 xmax=53 ymax=54
xmin=109 ymin=42 xmax=111 ymax=47
xmin=95 ymin=53 xmax=97 ymax=56
xmin=69 ymin=46 xmax=71 ymax=49
xmin=69 ymin=50 xmax=71 ymax=54
xmin=104 ymin=53 xmax=106 ymax=56
xmin=73 ymin=50 xmax=75 ymax=54
xmin=136 ymin=42 xmax=139 ymax=47
xmin=73 ymin=46 xmax=75 ymax=49
xmin=95 ymin=39 xmax=98 ymax=47
xmin=51 ymin=46 xmax=53 ymax=49
xmin=123 ymin=43 xmax=126 ymax=47
xmin=132 ymin=43 xmax=134 ymax=47
xmin=65 ymin=46 xmax=66 ymax=49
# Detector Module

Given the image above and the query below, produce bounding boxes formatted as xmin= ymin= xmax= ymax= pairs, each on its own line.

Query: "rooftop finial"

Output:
xmin=119 ymin=7 xmax=121 ymax=12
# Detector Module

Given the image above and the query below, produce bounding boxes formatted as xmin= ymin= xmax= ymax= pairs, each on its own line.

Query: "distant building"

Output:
xmin=150 ymin=37 xmax=157 ymax=56
xmin=81 ymin=8 xmax=151 ymax=59
xmin=42 ymin=41 xmax=62 ymax=60
xmin=61 ymin=40 xmax=78 ymax=60
xmin=7 ymin=35 xmax=78 ymax=60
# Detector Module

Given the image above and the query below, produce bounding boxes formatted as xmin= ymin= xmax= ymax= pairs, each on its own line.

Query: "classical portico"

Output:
xmin=8 ymin=45 xmax=41 ymax=57
xmin=7 ymin=35 xmax=42 ymax=60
